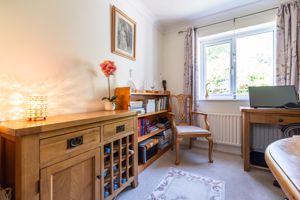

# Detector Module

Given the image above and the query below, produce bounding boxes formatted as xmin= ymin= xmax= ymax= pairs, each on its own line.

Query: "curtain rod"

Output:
xmin=178 ymin=7 xmax=278 ymax=34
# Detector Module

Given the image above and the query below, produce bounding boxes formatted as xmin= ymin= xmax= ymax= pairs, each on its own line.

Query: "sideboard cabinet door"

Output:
xmin=40 ymin=149 xmax=100 ymax=200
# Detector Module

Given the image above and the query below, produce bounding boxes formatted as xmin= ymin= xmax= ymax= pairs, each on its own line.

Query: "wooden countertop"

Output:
xmin=240 ymin=107 xmax=300 ymax=115
xmin=0 ymin=110 xmax=136 ymax=137
xmin=265 ymin=136 xmax=300 ymax=200
xmin=241 ymin=106 xmax=300 ymax=115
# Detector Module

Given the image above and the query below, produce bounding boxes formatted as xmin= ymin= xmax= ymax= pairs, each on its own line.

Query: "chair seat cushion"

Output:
xmin=176 ymin=125 xmax=210 ymax=136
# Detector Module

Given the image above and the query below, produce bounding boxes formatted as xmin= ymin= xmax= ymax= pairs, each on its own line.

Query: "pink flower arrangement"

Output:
xmin=100 ymin=60 xmax=117 ymax=77
xmin=100 ymin=60 xmax=117 ymax=102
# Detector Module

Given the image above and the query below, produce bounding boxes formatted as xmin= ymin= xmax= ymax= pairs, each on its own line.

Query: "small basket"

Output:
xmin=0 ymin=186 xmax=12 ymax=200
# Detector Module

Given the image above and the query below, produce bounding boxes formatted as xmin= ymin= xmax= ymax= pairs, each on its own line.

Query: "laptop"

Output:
xmin=249 ymin=86 xmax=299 ymax=108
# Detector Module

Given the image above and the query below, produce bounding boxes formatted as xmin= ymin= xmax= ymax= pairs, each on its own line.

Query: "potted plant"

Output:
xmin=100 ymin=60 xmax=117 ymax=111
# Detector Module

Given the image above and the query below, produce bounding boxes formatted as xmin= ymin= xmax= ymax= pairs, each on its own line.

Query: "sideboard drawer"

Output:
xmin=40 ymin=127 xmax=100 ymax=167
xmin=103 ymin=119 xmax=134 ymax=139
xmin=250 ymin=114 xmax=300 ymax=125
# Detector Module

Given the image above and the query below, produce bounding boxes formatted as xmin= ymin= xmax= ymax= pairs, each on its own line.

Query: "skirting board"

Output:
xmin=180 ymin=138 xmax=242 ymax=156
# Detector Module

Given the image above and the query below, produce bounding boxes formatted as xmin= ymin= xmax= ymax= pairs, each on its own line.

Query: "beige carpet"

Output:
xmin=117 ymin=147 xmax=285 ymax=200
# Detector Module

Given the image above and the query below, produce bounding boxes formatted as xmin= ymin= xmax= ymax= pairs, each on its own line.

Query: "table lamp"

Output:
xmin=26 ymin=96 xmax=47 ymax=121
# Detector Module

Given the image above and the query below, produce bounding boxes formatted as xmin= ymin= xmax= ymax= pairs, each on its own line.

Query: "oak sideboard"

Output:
xmin=0 ymin=110 xmax=138 ymax=200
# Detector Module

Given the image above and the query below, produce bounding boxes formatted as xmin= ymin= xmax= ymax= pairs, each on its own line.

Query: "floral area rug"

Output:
xmin=147 ymin=168 xmax=225 ymax=200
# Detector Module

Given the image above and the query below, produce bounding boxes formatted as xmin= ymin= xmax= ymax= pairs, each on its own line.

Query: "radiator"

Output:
xmin=207 ymin=113 xmax=242 ymax=147
xmin=205 ymin=113 xmax=284 ymax=151
xmin=251 ymin=124 xmax=284 ymax=152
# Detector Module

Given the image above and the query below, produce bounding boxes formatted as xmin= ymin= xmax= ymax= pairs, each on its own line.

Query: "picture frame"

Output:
xmin=111 ymin=6 xmax=136 ymax=61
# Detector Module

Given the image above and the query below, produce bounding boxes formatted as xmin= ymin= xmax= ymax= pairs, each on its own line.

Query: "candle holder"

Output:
xmin=26 ymin=96 xmax=48 ymax=121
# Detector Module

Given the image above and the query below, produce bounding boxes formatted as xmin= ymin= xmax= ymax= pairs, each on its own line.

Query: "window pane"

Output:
xmin=205 ymin=43 xmax=231 ymax=95
xmin=236 ymin=32 xmax=274 ymax=95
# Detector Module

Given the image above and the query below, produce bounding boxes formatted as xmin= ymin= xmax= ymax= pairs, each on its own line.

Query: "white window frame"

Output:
xmin=198 ymin=24 xmax=276 ymax=100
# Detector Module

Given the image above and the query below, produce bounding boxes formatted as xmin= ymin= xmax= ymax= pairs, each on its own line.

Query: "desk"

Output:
xmin=241 ymin=107 xmax=300 ymax=171
xmin=265 ymin=136 xmax=300 ymax=200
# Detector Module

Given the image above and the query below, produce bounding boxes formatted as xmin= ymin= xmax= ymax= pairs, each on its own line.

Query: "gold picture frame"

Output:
xmin=111 ymin=6 xmax=136 ymax=61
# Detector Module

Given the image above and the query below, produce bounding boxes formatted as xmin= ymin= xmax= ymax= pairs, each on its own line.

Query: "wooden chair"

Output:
xmin=169 ymin=94 xmax=213 ymax=165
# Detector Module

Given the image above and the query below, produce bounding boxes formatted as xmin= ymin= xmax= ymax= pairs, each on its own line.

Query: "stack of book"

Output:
xmin=156 ymin=97 xmax=169 ymax=111
xmin=145 ymin=97 xmax=169 ymax=113
xmin=138 ymin=119 xmax=162 ymax=137
xmin=129 ymin=101 xmax=145 ymax=115
xmin=147 ymin=122 xmax=159 ymax=133
xmin=153 ymin=129 xmax=172 ymax=150
xmin=157 ymin=117 xmax=170 ymax=129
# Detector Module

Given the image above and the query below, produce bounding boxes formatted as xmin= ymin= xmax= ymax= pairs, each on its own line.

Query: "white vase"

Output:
xmin=104 ymin=101 xmax=116 ymax=111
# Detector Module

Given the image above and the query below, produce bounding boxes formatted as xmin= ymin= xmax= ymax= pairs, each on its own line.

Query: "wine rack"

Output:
xmin=101 ymin=134 xmax=136 ymax=200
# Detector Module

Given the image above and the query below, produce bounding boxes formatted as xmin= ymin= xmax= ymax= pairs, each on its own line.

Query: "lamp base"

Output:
xmin=27 ymin=117 xmax=47 ymax=121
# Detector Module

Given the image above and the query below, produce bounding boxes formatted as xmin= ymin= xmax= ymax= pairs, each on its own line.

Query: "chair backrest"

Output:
xmin=170 ymin=94 xmax=192 ymax=125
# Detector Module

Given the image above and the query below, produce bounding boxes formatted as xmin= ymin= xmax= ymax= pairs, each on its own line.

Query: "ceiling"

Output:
xmin=138 ymin=0 xmax=278 ymax=27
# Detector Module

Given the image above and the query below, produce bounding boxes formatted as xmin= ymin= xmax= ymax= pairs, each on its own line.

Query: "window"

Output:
xmin=199 ymin=24 xmax=275 ymax=99
xmin=205 ymin=42 xmax=231 ymax=95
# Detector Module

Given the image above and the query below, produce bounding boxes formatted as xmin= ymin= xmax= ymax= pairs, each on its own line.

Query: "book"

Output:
xmin=153 ymin=129 xmax=172 ymax=149
xmin=131 ymin=107 xmax=145 ymax=115
xmin=130 ymin=101 xmax=143 ymax=107
xmin=141 ymin=119 xmax=144 ymax=136
xmin=138 ymin=119 xmax=141 ymax=136
xmin=130 ymin=101 xmax=144 ymax=110
xmin=147 ymin=126 xmax=159 ymax=133
xmin=144 ymin=118 xmax=148 ymax=134
xmin=146 ymin=104 xmax=155 ymax=113
xmin=138 ymin=138 xmax=159 ymax=164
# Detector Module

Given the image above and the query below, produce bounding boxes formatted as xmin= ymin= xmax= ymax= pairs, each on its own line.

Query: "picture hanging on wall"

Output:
xmin=111 ymin=6 xmax=136 ymax=61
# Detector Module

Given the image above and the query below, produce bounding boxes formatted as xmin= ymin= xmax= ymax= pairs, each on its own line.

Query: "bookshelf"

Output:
xmin=137 ymin=110 xmax=168 ymax=118
xmin=115 ymin=87 xmax=172 ymax=173
xmin=137 ymin=128 xmax=166 ymax=143
xmin=131 ymin=92 xmax=169 ymax=96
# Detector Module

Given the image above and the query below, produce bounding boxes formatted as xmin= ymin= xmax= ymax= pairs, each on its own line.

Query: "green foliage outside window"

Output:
xmin=204 ymin=31 xmax=274 ymax=97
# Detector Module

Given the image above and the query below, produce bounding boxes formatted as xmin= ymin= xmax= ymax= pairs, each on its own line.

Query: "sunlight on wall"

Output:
xmin=0 ymin=1 xmax=107 ymax=121
xmin=0 ymin=60 xmax=107 ymax=121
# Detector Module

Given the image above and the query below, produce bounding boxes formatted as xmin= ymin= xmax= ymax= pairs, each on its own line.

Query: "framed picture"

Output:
xmin=111 ymin=6 xmax=136 ymax=60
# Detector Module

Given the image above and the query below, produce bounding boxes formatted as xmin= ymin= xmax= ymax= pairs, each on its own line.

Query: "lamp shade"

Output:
xmin=26 ymin=96 xmax=47 ymax=121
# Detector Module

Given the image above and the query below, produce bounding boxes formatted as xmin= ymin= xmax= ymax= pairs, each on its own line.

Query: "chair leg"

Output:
xmin=189 ymin=137 xmax=193 ymax=149
xmin=175 ymin=138 xmax=181 ymax=165
xmin=206 ymin=137 xmax=214 ymax=163
xmin=171 ymin=133 xmax=175 ymax=151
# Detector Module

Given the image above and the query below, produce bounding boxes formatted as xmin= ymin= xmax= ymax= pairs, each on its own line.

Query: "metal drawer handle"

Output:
xmin=116 ymin=125 xmax=125 ymax=133
xmin=67 ymin=136 xmax=83 ymax=149
xmin=278 ymin=118 xmax=284 ymax=123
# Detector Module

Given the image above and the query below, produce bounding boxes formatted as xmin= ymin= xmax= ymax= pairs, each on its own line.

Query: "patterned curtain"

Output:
xmin=184 ymin=27 xmax=196 ymax=95
xmin=184 ymin=28 xmax=200 ymax=97
xmin=276 ymin=1 xmax=300 ymax=93
xmin=183 ymin=27 xmax=200 ymax=123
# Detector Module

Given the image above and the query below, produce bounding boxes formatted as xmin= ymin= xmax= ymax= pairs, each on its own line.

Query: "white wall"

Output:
xmin=161 ymin=8 xmax=277 ymax=114
xmin=0 ymin=0 xmax=163 ymax=120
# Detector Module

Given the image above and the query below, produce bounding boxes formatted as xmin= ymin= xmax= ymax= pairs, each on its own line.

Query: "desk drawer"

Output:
xmin=250 ymin=114 xmax=300 ymax=125
xmin=40 ymin=127 xmax=100 ymax=167
xmin=103 ymin=119 xmax=134 ymax=139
